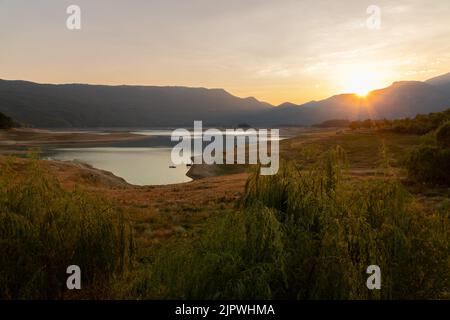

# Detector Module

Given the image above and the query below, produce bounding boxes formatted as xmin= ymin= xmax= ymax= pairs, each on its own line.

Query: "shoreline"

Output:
xmin=186 ymin=162 xmax=225 ymax=180
xmin=0 ymin=128 xmax=150 ymax=152
xmin=0 ymin=128 xmax=221 ymax=185
xmin=0 ymin=126 xmax=339 ymax=186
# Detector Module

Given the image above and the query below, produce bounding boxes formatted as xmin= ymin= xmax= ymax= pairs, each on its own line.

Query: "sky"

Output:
xmin=1 ymin=0 xmax=450 ymax=105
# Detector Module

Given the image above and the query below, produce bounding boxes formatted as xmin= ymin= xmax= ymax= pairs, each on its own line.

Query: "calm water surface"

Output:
xmin=49 ymin=147 xmax=192 ymax=185
xmin=46 ymin=129 xmax=288 ymax=186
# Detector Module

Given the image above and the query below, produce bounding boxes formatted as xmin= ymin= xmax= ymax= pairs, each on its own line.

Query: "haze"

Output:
xmin=1 ymin=0 xmax=449 ymax=104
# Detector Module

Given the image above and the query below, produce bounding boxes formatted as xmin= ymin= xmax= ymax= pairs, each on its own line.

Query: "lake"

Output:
xmin=45 ymin=129 xmax=288 ymax=186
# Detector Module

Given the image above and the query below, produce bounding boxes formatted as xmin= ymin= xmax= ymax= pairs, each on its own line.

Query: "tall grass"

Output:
xmin=0 ymin=157 xmax=134 ymax=299
xmin=137 ymin=147 xmax=449 ymax=299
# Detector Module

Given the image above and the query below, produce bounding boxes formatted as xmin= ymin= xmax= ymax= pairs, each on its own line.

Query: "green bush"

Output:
xmin=0 ymin=157 xmax=134 ymax=299
xmin=136 ymin=148 xmax=449 ymax=299
xmin=406 ymin=145 xmax=450 ymax=185
xmin=436 ymin=121 xmax=450 ymax=148
xmin=405 ymin=121 xmax=450 ymax=185
xmin=135 ymin=205 xmax=284 ymax=299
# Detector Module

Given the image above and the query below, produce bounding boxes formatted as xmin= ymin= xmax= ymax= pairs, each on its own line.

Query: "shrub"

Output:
xmin=406 ymin=145 xmax=450 ymax=185
xmin=436 ymin=121 xmax=450 ymax=148
xmin=405 ymin=121 xmax=450 ymax=186
xmin=0 ymin=157 xmax=134 ymax=299
xmin=137 ymin=148 xmax=450 ymax=299
xmin=137 ymin=205 xmax=284 ymax=299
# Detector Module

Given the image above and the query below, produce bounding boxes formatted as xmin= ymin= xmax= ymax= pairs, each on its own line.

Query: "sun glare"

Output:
xmin=344 ymin=72 xmax=383 ymax=97
xmin=353 ymin=86 xmax=371 ymax=97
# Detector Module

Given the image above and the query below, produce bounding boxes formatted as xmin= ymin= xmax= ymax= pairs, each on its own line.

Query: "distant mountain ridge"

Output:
xmin=253 ymin=74 xmax=450 ymax=126
xmin=425 ymin=72 xmax=450 ymax=93
xmin=0 ymin=80 xmax=271 ymax=127
xmin=0 ymin=72 xmax=449 ymax=128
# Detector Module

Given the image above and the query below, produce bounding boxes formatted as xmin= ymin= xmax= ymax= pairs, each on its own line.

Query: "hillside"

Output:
xmin=0 ymin=80 xmax=271 ymax=127
xmin=256 ymin=79 xmax=450 ymax=126
xmin=426 ymin=72 xmax=450 ymax=94
xmin=0 ymin=73 xmax=450 ymax=127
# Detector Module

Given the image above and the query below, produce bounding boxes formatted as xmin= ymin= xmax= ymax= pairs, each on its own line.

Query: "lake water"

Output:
xmin=46 ymin=129 xmax=287 ymax=186
xmin=50 ymin=147 xmax=193 ymax=185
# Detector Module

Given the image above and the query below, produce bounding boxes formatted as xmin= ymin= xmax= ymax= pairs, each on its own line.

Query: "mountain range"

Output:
xmin=0 ymin=72 xmax=449 ymax=128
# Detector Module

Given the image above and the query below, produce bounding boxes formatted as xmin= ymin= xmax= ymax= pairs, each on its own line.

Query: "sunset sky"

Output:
xmin=1 ymin=0 xmax=450 ymax=105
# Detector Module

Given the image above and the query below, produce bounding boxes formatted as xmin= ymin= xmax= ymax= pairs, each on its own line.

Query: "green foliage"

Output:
xmin=436 ymin=120 xmax=450 ymax=148
xmin=0 ymin=157 xmax=134 ymax=299
xmin=135 ymin=205 xmax=284 ymax=299
xmin=351 ymin=113 xmax=450 ymax=186
xmin=349 ymin=109 xmax=450 ymax=134
xmin=406 ymin=121 xmax=450 ymax=185
xmin=136 ymin=147 xmax=450 ymax=299
xmin=406 ymin=145 xmax=450 ymax=185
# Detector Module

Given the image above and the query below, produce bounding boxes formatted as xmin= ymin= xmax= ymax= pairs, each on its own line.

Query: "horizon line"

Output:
xmin=2 ymin=71 xmax=449 ymax=107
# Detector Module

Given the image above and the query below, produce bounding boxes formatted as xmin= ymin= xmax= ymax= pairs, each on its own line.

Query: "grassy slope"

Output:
xmin=2 ymin=129 xmax=441 ymax=248
xmin=12 ymin=130 xmax=446 ymax=238
xmin=2 ymin=128 xmax=449 ymax=298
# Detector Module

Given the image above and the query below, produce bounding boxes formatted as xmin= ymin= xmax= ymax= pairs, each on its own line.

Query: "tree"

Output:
xmin=0 ymin=112 xmax=19 ymax=129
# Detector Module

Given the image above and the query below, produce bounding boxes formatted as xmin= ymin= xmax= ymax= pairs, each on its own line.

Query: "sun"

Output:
xmin=352 ymin=84 xmax=372 ymax=97
xmin=344 ymin=72 xmax=382 ymax=97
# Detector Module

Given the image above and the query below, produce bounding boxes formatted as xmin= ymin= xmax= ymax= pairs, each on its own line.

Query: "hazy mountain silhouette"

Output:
xmin=253 ymin=75 xmax=450 ymax=126
xmin=425 ymin=72 xmax=450 ymax=95
xmin=0 ymin=73 xmax=449 ymax=128
xmin=0 ymin=80 xmax=271 ymax=127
